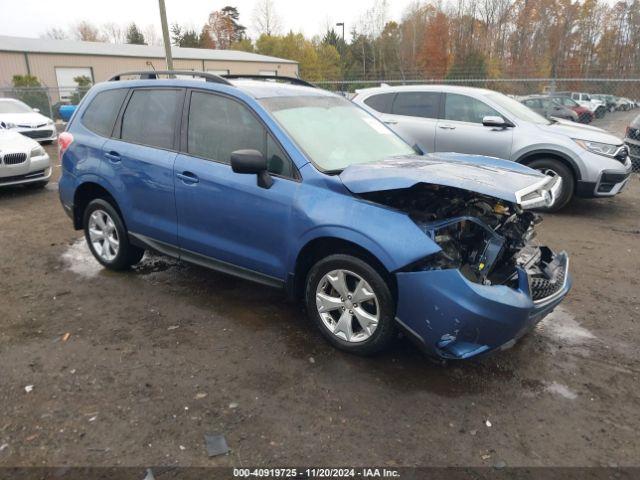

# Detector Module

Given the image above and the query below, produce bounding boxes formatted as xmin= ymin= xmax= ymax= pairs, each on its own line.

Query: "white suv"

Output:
xmin=353 ymin=85 xmax=632 ymax=210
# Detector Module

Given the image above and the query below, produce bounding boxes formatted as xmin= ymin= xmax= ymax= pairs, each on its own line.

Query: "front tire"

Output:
xmin=83 ymin=198 xmax=144 ymax=270
xmin=527 ymin=159 xmax=575 ymax=212
xmin=305 ymin=254 xmax=396 ymax=355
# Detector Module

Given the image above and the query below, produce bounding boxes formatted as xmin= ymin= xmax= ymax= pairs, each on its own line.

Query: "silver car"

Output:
xmin=353 ymin=85 xmax=632 ymax=211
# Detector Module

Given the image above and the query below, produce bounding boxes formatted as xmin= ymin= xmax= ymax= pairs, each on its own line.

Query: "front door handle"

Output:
xmin=438 ymin=124 xmax=456 ymax=130
xmin=104 ymin=151 xmax=121 ymax=162
xmin=176 ymin=171 xmax=199 ymax=184
xmin=384 ymin=120 xmax=398 ymax=125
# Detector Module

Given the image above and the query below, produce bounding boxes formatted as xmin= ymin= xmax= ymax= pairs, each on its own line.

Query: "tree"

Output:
xmin=71 ymin=21 xmax=103 ymax=42
xmin=230 ymin=38 xmax=254 ymax=52
xmin=42 ymin=28 xmax=68 ymax=40
xmin=208 ymin=8 xmax=245 ymax=50
xmin=171 ymin=23 xmax=200 ymax=47
xmin=222 ymin=6 xmax=247 ymax=40
xmin=70 ymin=75 xmax=92 ymax=104
xmin=252 ymin=0 xmax=282 ymax=36
xmin=446 ymin=50 xmax=488 ymax=85
xmin=198 ymin=25 xmax=216 ymax=49
xmin=418 ymin=11 xmax=450 ymax=79
xmin=126 ymin=23 xmax=146 ymax=45
xmin=11 ymin=75 xmax=50 ymax=116
xmin=102 ymin=23 xmax=127 ymax=43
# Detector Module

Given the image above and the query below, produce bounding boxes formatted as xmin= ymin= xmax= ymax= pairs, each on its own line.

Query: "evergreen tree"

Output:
xmin=126 ymin=23 xmax=146 ymax=45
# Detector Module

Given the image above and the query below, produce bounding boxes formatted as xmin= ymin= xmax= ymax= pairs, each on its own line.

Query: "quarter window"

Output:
xmin=82 ymin=89 xmax=127 ymax=137
xmin=444 ymin=93 xmax=500 ymax=124
xmin=363 ymin=93 xmax=395 ymax=114
xmin=392 ymin=92 xmax=440 ymax=119
xmin=120 ymin=89 xmax=181 ymax=149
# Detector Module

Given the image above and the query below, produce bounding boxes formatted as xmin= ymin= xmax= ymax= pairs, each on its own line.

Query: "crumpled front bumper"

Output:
xmin=394 ymin=251 xmax=571 ymax=359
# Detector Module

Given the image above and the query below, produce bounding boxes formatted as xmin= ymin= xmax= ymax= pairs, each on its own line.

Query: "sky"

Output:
xmin=0 ymin=0 xmax=415 ymax=41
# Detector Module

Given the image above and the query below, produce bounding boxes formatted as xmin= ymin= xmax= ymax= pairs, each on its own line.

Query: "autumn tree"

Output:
xmin=419 ymin=11 xmax=450 ymax=79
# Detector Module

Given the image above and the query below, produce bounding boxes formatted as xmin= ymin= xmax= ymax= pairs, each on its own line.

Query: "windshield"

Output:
xmin=485 ymin=91 xmax=551 ymax=125
xmin=0 ymin=100 xmax=33 ymax=114
xmin=260 ymin=95 xmax=415 ymax=171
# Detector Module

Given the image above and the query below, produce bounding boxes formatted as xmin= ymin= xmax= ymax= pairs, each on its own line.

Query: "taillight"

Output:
xmin=58 ymin=132 xmax=74 ymax=157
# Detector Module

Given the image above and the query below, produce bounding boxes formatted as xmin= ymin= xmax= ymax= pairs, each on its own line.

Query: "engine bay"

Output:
xmin=361 ymin=183 xmax=557 ymax=288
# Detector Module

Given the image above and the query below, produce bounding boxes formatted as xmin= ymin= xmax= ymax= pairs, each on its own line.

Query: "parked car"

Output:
xmin=615 ymin=97 xmax=635 ymax=111
xmin=591 ymin=94 xmax=617 ymax=113
xmin=625 ymin=113 xmax=640 ymax=171
xmin=353 ymin=85 xmax=632 ymax=211
xmin=58 ymin=71 xmax=571 ymax=360
xmin=0 ymin=123 xmax=51 ymax=188
xmin=0 ymin=98 xmax=57 ymax=143
xmin=520 ymin=95 xmax=578 ymax=122
xmin=548 ymin=95 xmax=594 ymax=123
xmin=556 ymin=92 xmax=607 ymax=118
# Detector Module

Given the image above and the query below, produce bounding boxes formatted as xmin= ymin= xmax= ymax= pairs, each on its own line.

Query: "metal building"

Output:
xmin=0 ymin=35 xmax=299 ymax=101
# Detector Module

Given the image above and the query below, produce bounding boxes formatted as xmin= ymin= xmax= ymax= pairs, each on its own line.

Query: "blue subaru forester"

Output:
xmin=58 ymin=71 xmax=571 ymax=359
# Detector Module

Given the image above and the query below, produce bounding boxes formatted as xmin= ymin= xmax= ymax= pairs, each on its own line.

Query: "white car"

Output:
xmin=0 ymin=125 xmax=51 ymax=188
xmin=0 ymin=98 xmax=57 ymax=143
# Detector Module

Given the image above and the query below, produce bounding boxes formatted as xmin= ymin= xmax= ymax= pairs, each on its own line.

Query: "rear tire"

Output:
xmin=83 ymin=198 xmax=144 ymax=270
xmin=305 ymin=254 xmax=396 ymax=355
xmin=527 ymin=159 xmax=575 ymax=212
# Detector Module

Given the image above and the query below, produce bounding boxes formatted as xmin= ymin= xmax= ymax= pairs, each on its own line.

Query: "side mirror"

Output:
xmin=33 ymin=108 xmax=40 ymax=113
xmin=230 ymin=149 xmax=273 ymax=189
xmin=482 ymin=115 xmax=511 ymax=128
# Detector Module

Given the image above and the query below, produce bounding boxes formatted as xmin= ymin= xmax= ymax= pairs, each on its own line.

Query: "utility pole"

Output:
xmin=336 ymin=22 xmax=345 ymax=93
xmin=158 ymin=0 xmax=174 ymax=71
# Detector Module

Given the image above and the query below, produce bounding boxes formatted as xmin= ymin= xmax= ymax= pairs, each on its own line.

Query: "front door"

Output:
xmin=435 ymin=93 xmax=513 ymax=160
xmin=174 ymin=90 xmax=299 ymax=281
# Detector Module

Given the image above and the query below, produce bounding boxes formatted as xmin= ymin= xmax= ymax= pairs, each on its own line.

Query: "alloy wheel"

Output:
xmin=315 ymin=269 xmax=379 ymax=343
xmin=88 ymin=209 xmax=120 ymax=262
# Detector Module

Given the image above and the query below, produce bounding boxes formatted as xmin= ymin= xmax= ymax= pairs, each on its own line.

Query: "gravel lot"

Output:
xmin=0 ymin=110 xmax=639 ymax=469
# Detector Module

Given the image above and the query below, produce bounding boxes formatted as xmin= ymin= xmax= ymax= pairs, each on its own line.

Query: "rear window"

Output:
xmin=363 ymin=93 xmax=395 ymax=114
xmin=392 ymin=92 xmax=440 ymax=119
xmin=81 ymin=89 xmax=127 ymax=137
xmin=120 ymin=89 xmax=182 ymax=150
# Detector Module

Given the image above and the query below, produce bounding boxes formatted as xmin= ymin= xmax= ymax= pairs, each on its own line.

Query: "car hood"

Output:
xmin=0 ymin=112 xmax=52 ymax=127
xmin=537 ymin=120 xmax=623 ymax=144
xmin=339 ymin=153 xmax=550 ymax=204
xmin=0 ymin=129 xmax=39 ymax=150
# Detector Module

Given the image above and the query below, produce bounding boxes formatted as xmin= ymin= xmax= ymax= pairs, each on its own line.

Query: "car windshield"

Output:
xmin=0 ymin=100 xmax=33 ymax=114
xmin=485 ymin=91 xmax=551 ymax=125
xmin=260 ymin=95 xmax=415 ymax=171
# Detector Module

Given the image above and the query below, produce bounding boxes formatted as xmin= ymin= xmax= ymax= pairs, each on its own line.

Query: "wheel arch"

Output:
xmin=517 ymin=150 xmax=581 ymax=183
xmin=289 ymin=236 xmax=398 ymax=302
xmin=72 ymin=179 xmax=123 ymax=230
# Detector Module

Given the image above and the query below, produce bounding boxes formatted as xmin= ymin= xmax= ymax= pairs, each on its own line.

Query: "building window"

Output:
xmin=55 ymin=67 xmax=93 ymax=101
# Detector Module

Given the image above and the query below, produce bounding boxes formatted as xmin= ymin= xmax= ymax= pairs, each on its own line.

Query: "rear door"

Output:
xmin=102 ymin=88 xmax=184 ymax=246
xmin=435 ymin=93 xmax=513 ymax=160
xmin=174 ymin=90 xmax=299 ymax=282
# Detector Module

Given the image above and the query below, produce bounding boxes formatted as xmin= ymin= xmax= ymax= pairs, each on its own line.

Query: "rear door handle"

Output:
xmin=176 ymin=171 xmax=199 ymax=184
xmin=438 ymin=124 xmax=456 ymax=130
xmin=104 ymin=151 xmax=121 ymax=162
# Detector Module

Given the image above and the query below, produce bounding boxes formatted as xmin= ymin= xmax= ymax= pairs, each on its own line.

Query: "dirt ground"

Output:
xmin=1 ymin=110 xmax=639 ymax=468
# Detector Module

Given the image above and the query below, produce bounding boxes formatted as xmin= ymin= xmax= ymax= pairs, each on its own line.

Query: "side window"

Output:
xmin=572 ymin=93 xmax=579 ymax=100
xmin=444 ymin=93 xmax=500 ymax=124
xmin=392 ymin=92 xmax=440 ymax=118
xmin=187 ymin=91 xmax=295 ymax=178
xmin=120 ymin=89 xmax=181 ymax=149
xmin=523 ymin=99 xmax=540 ymax=108
xmin=82 ymin=89 xmax=127 ymax=137
xmin=363 ymin=93 xmax=395 ymax=114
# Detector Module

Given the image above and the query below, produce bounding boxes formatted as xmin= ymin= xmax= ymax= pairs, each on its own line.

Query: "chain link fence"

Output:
xmin=2 ymin=78 xmax=639 ymax=171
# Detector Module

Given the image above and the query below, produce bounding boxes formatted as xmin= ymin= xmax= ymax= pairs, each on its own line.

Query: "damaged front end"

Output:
xmin=361 ymin=181 xmax=571 ymax=359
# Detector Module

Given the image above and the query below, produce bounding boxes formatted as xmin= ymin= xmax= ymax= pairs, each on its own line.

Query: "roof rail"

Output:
xmin=222 ymin=74 xmax=316 ymax=88
xmin=108 ymin=70 xmax=233 ymax=86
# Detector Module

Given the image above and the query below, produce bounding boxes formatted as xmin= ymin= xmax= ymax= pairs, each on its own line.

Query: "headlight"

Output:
xmin=30 ymin=145 xmax=45 ymax=157
xmin=1 ymin=121 xmax=17 ymax=129
xmin=573 ymin=139 xmax=620 ymax=157
xmin=47 ymin=119 xmax=54 ymax=125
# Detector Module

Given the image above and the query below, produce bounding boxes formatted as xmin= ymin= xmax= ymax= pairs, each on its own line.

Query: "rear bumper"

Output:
xmin=395 ymin=251 xmax=571 ymax=360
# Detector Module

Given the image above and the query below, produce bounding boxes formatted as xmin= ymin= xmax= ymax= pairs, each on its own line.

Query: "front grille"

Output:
xmin=627 ymin=127 xmax=640 ymax=141
xmin=2 ymin=153 xmax=27 ymax=165
xmin=531 ymin=264 xmax=566 ymax=302
xmin=21 ymin=129 xmax=53 ymax=139
xmin=0 ymin=169 xmax=45 ymax=185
